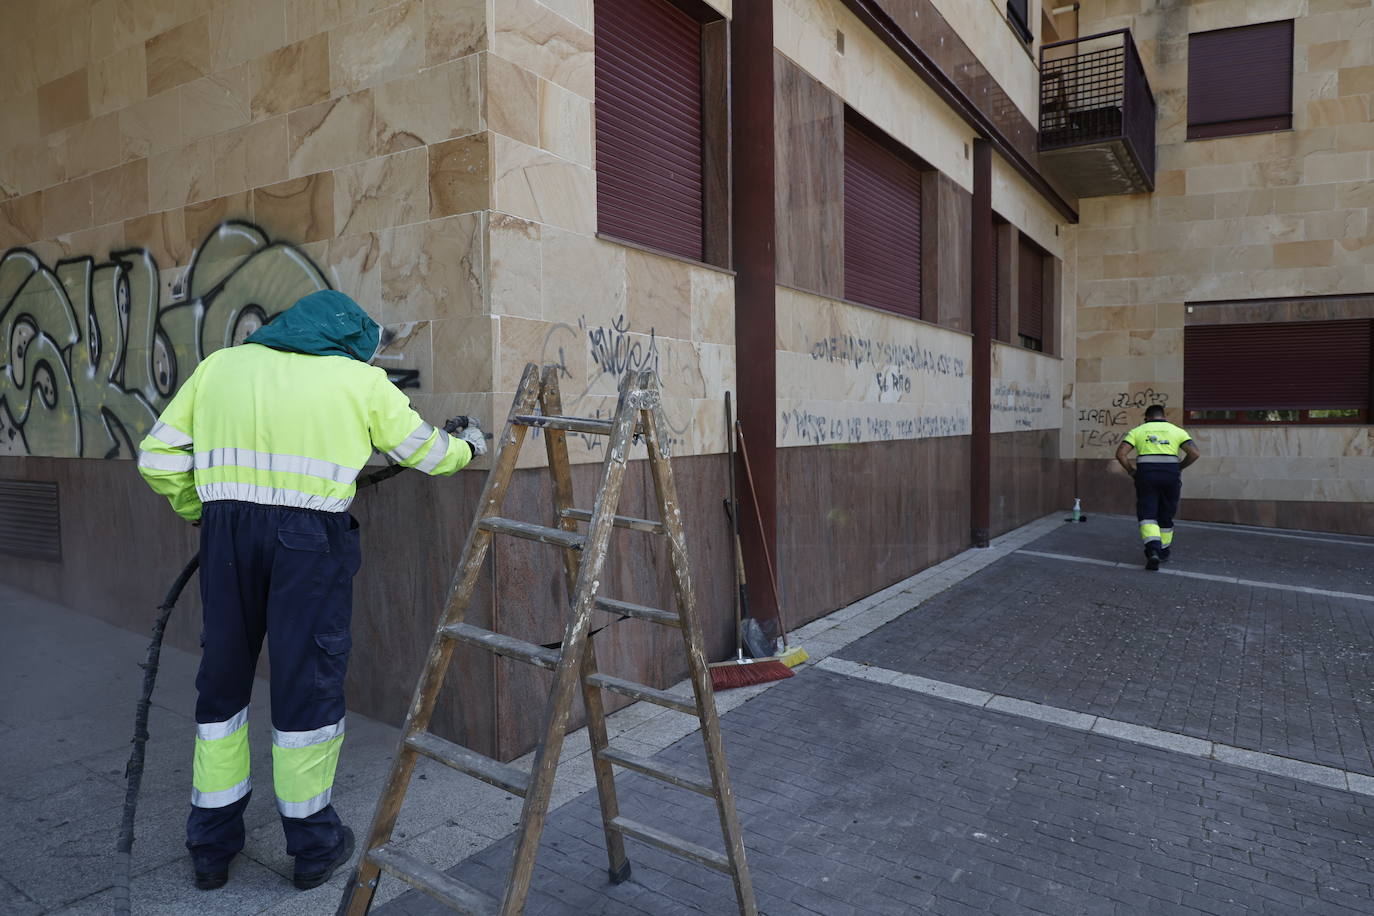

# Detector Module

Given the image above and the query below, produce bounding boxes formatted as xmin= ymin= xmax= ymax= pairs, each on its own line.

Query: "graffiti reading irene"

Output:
xmin=1 ymin=221 xmax=334 ymax=459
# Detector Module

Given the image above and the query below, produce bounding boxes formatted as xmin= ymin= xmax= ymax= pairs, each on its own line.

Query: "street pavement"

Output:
xmin=5 ymin=512 xmax=1374 ymax=914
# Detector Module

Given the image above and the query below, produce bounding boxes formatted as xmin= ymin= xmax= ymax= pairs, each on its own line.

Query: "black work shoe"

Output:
xmin=293 ymin=826 xmax=355 ymax=890
xmin=1145 ymin=548 xmax=1161 ymax=571
xmin=1159 ymin=547 xmax=1172 ymax=564
xmin=193 ymin=864 xmax=230 ymax=891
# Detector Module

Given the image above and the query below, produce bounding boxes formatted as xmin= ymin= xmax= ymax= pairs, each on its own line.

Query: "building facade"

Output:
xmin=0 ymin=0 xmax=1369 ymax=758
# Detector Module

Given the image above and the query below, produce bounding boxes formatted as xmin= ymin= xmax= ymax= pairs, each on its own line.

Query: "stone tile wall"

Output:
xmin=776 ymin=0 xmax=1072 ymax=455
xmin=777 ymin=286 xmax=973 ymax=447
xmin=0 ymin=0 xmax=493 ymax=458
xmin=483 ymin=0 xmax=735 ymax=468
xmin=992 ymin=342 xmax=1061 ymax=434
xmin=926 ymin=0 xmax=1042 ymax=123
xmin=776 ymin=0 xmax=976 ymax=191
xmin=1073 ymin=0 xmax=1374 ymax=511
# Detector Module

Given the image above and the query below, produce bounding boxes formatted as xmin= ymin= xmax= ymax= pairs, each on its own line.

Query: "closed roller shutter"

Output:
xmin=1185 ymin=319 xmax=1371 ymax=410
xmin=843 ymin=121 xmax=922 ymax=319
xmin=991 ymin=219 xmax=1003 ymax=340
xmin=1188 ymin=20 xmax=1293 ymax=140
xmin=595 ymin=0 xmax=704 ymax=261
xmin=0 ymin=480 xmax=61 ymax=562
xmin=1018 ymin=236 xmax=1044 ymax=344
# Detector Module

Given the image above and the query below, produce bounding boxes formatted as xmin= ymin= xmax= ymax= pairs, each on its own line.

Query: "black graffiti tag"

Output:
xmin=585 ymin=314 xmax=660 ymax=378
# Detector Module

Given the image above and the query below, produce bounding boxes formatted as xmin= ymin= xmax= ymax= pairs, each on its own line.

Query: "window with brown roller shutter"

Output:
xmin=1018 ymin=235 xmax=1045 ymax=351
xmin=992 ymin=215 xmax=1006 ymax=342
xmin=1185 ymin=319 xmax=1371 ymax=424
xmin=594 ymin=0 xmax=705 ymax=261
xmin=1187 ymin=20 xmax=1293 ymax=141
xmin=843 ymin=118 xmax=923 ymax=320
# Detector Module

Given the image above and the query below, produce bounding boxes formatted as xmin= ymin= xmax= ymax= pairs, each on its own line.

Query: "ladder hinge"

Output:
xmin=628 ymin=388 xmax=660 ymax=410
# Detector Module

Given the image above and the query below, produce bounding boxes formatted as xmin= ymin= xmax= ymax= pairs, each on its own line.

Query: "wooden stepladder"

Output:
xmin=338 ymin=364 xmax=757 ymax=916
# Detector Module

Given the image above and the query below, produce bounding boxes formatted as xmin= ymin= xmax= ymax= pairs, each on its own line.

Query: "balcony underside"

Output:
xmin=1040 ymin=138 xmax=1153 ymax=198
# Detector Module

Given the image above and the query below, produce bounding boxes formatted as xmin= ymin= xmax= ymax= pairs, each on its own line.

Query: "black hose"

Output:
xmin=113 ymin=553 xmax=199 ymax=914
xmin=113 ymin=462 xmax=404 ymax=913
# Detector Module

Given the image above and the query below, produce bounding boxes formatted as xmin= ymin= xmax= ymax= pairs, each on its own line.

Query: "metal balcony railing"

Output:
xmin=1038 ymin=29 xmax=1156 ymax=197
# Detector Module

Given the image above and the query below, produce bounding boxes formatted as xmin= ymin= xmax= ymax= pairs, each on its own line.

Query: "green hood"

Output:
xmin=245 ymin=290 xmax=381 ymax=362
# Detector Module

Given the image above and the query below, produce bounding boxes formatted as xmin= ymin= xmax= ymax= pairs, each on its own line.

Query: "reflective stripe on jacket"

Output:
xmin=137 ymin=343 xmax=470 ymax=521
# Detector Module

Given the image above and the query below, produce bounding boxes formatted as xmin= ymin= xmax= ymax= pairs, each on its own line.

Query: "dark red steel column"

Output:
xmin=732 ymin=0 xmax=779 ymax=625
xmin=971 ymin=139 xmax=992 ymax=548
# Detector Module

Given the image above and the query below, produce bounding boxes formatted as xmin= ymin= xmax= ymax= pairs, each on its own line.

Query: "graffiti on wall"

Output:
xmin=992 ymin=380 xmax=1053 ymax=431
xmin=1 ymin=220 xmax=415 ymax=459
xmin=1076 ymin=389 xmax=1172 ymax=451
xmin=535 ymin=313 xmax=690 ymax=452
xmin=776 ymin=328 xmax=971 ymax=446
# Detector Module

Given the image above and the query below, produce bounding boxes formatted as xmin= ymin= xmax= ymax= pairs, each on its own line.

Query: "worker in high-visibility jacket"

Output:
xmin=137 ymin=289 xmax=488 ymax=892
xmin=1115 ymin=405 xmax=1201 ymax=571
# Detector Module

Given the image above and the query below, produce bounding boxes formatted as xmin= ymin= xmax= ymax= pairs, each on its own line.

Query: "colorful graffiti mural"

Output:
xmin=1 ymin=221 xmax=341 ymax=458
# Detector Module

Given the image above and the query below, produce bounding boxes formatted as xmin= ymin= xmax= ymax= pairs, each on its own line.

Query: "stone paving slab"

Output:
xmin=818 ymin=656 xmax=1372 ymax=798
xmin=836 ymin=548 xmax=1374 ymax=777
xmin=378 ymin=669 xmax=1374 ymax=916
xmin=1041 ymin=514 xmax=1374 ymax=594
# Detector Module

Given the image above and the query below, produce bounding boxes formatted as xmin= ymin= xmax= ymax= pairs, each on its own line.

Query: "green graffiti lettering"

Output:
xmin=0 ymin=221 xmax=332 ymax=459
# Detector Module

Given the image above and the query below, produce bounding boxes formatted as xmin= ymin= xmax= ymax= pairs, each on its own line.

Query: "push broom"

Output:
xmin=736 ymin=422 xmax=809 ymax=669
xmin=710 ymin=393 xmax=793 ymax=690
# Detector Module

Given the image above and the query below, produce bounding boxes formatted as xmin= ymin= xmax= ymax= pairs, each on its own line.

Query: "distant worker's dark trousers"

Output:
xmin=187 ymin=500 xmax=360 ymax=873
xmin=1134 ymin=466 xmax=1181 ymax=553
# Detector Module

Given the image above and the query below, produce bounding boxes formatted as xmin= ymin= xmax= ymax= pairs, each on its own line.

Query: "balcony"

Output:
xmin=1038 ymin=29 xmax=1156 ymax=198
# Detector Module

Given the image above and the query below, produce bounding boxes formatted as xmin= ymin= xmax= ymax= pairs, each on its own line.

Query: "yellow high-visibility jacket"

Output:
xmin=137 ymin=294 xmax=469 ymax=521
xmin=1123 ymin=420 xmax=1193 ymax=465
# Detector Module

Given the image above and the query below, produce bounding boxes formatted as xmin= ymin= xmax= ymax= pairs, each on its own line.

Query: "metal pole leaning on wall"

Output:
xmin=971 ymin=139 xmax=993 ymax=548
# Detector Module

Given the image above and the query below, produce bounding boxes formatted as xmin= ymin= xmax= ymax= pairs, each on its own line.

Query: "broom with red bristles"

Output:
xmin=710 ymin=393 xmax=794 ymax=690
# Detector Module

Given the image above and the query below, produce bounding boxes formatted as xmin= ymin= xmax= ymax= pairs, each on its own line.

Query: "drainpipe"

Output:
xmin=732 ymin=0 xmax=779 ymax=623
xmin=971 ymin=139 xmax=993 ymax=548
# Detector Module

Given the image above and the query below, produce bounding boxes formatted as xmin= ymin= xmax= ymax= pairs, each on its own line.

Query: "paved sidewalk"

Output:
xmin=837 ymin=527 xmax=1374 ymax=776
xmin=378 ymin=513 xmax=1374 ymax=915
xmin=6 ymin=512 xmax=1374 ymax=914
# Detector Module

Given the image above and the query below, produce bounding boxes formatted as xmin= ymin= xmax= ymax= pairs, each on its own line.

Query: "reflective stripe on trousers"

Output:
xmin=192 ymin=705 xmax=252 ymax=808
xmin=272 ymin=718 xmax=346 ymax=818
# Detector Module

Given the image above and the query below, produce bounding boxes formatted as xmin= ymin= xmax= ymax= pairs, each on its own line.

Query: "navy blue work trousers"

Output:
xmin=187 ymin=500 xmax=361 ymax=872
xmin=1134 ymin=466 xmax=1182 ymax=538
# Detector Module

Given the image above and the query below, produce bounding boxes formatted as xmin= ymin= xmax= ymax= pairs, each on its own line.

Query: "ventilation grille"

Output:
xmin=0 ymin=480 xmax=61 ymax=562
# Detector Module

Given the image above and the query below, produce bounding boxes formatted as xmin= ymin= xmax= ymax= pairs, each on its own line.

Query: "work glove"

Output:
xmin=460 ymin=425 xmax=487 ymax=458
xmin=443 ymin=415 xmax=488 ymax=458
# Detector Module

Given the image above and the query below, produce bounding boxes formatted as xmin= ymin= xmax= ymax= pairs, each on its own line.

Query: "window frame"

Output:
xmin=1183 ymin=408 xmax=1368 ymax=426
xmin=1183 ymin=318 xmax=1373 ymax=425
xmin=1186 ymin=19 xmax=1294 ymax=142
xmin=1017 ymin=234 xmax=1049 ymax=352
xmin=841 ymin=109 xmax=929 ymax=321
xmin=592 ymin=0 xmax=730 ymax=267
xmin=992 ymin=214 xmax=1010 ymax=343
